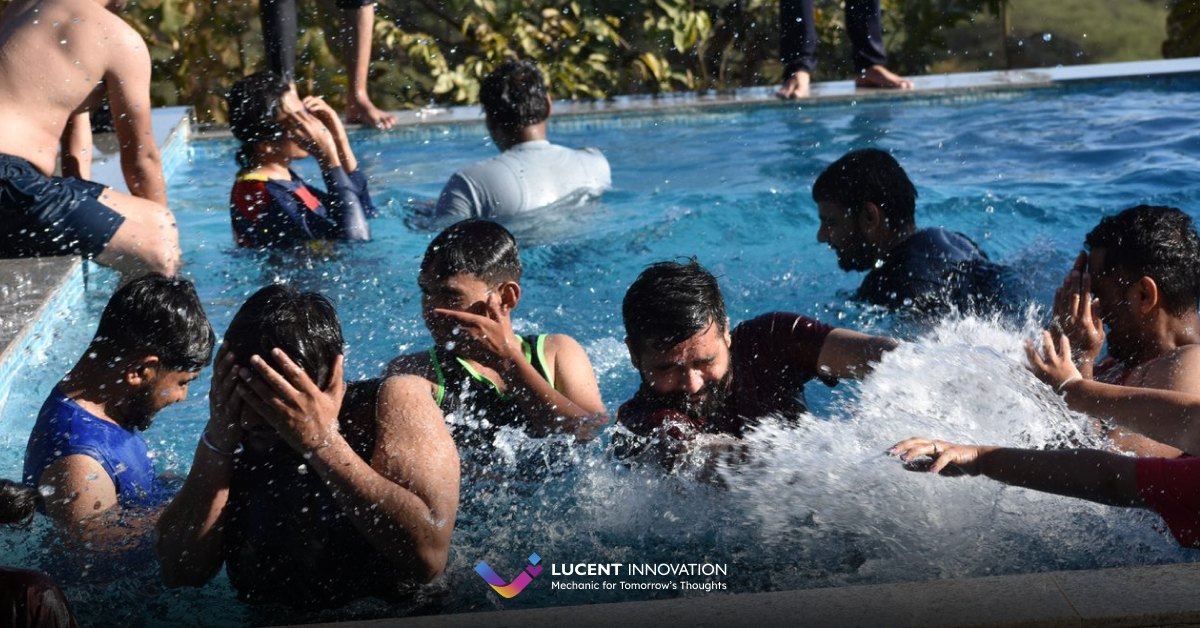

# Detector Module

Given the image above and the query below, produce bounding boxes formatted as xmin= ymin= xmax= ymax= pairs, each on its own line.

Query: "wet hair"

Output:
xmin=0 ymin=479 xmax=39 ymax=526
xmin=1085 ymin=205 xmax=1200 ymax=316
xmin=226 ymin=71 xmax=291 ymax=169
xmin=623 ymin=259 xmax=727 ymax=351
xmin=420 ymin=219 xmax=522 ymax=285
xmin=812 ymin=148 xmax=918 ymax=230
xmin=223 ymin=284 xmax=344 ymax=389
xmin=90 ymin=273 xmax=215 ymax=372
xmin=479 ymin=60 xmax=550 ymax=131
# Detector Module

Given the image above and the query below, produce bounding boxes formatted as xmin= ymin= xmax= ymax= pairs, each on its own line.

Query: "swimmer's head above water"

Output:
xmin=222 ymin=284 xmax=344 ymax=446
xmin=418 ymin=219 xmax=523 ymax=352
xmin=623 ymin=259 xmax=733 ymax=422
xmin=226 ymin=71 xmax=308 ymax=169
xmin=813 ymin=148 xmax=919 ymax=272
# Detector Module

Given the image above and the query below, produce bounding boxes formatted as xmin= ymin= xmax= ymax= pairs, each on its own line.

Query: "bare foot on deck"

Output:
xmin=346 ymin=95 xmax=397 ymax=130
xmin=776 ymin=71 xmax=810 ymax=100
xmin=855 ymin=65 xmax=914 ymax=90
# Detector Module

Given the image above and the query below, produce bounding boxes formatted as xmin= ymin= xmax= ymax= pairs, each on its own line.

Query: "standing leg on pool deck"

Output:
xmin=777 ymin=0 xmax=911 ymax=99
xmin=845 ymin=0 xmax=912 ymax=89
xmin=340 ymin=2 xmax=396 ymax=130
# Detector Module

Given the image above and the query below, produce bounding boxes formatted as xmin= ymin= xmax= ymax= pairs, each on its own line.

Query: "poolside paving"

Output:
xmin=290 ymin=563 xmax=1200 ymax=628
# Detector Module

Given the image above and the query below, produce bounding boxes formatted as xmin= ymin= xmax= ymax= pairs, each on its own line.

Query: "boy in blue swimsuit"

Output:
xmin=23 ymin=274 xmax=214 ymax=536
xmin=225 ymin=71 xmax=373 ymax=250
xmin=385 ymin=219 xmax=608 ymax=450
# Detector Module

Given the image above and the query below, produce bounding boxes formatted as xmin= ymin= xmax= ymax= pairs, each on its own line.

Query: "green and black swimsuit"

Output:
xmin=428 ymin=334 xmax=555 ymax=448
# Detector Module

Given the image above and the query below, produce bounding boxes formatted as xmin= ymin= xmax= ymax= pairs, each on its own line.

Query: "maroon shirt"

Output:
xmin=619 ymin=312 xmax=835 ymax=437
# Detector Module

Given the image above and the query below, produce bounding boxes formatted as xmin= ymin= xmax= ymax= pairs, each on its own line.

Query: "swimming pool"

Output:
xmin=3 ymin=74 xmax=1200 ymax=627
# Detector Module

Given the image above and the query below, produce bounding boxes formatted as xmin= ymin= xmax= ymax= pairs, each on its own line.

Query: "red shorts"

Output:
xmin=1137 ymin=456 xmax=1200 ymax=548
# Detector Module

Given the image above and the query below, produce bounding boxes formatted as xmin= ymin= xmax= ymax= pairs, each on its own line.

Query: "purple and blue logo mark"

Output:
xmin=475 ymin=552 xmax=542 ymax=598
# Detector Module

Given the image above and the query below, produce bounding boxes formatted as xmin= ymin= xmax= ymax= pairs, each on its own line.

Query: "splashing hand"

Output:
xmin=888 ymin=437 xmax=990 ymax=477
xmin=1050 ymin=251 xmax=1105 ymax=366
xmin=1025 ymin=331 xmax=1084 ymax=392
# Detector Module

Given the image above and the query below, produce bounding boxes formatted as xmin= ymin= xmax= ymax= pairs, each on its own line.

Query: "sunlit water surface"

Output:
xmin=2 ymin=77 xmax=1200 ymax=626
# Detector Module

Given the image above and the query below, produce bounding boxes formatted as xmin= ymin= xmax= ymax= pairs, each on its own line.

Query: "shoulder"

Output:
xmin=375 ymin=376 xmax=456 ymax=451
xmin=733 ymin=312 xmax=832 ymax=341
xmin=542 ymin=333 xmax=585 ymax=357
xmin=384 ymin=351 xmax=438 ymax=383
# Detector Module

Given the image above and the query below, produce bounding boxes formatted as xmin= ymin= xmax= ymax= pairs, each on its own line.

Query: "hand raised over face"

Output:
xmin=236 ymin=348 xmax=346 ymax=456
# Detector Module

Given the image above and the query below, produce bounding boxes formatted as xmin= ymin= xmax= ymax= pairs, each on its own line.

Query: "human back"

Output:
xmin=0 ymin=0 xmax=144 ymax=176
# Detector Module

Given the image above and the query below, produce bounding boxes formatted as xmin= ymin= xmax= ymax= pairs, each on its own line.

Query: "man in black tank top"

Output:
xmin=155 ymin=285 xmax=460 ymax=608
xmin=385 ymin=220 xmax=609 ymax=453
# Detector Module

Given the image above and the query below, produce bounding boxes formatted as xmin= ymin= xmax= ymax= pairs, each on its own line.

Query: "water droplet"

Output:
xmin=1042 ymin=33 xmax=1052 ymax=43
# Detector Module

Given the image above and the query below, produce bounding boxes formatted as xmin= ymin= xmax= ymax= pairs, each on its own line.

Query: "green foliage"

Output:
xmin=0 ymin=0 xmax=1173 ymax=123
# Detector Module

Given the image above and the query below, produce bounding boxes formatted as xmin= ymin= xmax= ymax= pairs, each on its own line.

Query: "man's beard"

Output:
xmin=637 ymin=370 xmax=733 ymax=425
xmin=124 ymin=389 xmax=160 ymax=432
xmin=834 ymin=237 xmax=876 ymax=272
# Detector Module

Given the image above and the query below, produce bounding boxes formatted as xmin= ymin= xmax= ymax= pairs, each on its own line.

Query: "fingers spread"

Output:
xmin=270 ymin=348 xmax=319 ymax=394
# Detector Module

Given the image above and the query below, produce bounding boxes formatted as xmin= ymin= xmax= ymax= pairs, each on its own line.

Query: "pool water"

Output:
xmin=2 ymin=76 xmax=1200 ymax=626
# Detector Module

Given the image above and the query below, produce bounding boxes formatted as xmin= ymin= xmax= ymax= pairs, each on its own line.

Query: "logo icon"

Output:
xmin=475 ymin=552 xmax=542 ymax=598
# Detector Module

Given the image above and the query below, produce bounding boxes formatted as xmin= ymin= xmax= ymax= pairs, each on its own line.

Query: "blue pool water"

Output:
xmin=3 ymin=76 xmax=1200 ymax=626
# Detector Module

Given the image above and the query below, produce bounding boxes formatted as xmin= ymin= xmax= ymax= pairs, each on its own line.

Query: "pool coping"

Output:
xmin=0 ymin=59 xmax=1199 ymax=626
xmin=190 ymin=57 xmax=1200 ymax=138
xmin=286 ymin=561 xmax=1200 ymax=628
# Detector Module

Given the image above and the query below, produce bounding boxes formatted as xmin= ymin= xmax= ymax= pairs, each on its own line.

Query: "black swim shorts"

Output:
xmin=0 ymin=153 xmax=124 ymax=258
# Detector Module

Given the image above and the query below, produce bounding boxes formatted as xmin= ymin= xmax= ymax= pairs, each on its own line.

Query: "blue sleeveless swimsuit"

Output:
xmin=23 ymin=387 xmax=160 ymax=509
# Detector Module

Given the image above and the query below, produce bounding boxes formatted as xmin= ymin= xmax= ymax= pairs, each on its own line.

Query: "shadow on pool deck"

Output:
xmin=2 ymin=58 xmax=1200 ymax=628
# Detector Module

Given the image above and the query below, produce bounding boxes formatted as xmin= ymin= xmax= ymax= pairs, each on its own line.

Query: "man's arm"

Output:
xmin=39 ymin=455 xmax=118 ymax=527
xmin=156 ymin=347 xmax=244 ymax=588
xmin=238 ymin=352 xmax=460 ymax=582
xmin=814 ymin=328 xmax=899 ymax=380
xmin=889 ymin=438 xmax=1144 ymax=507
xmin=105 ymin=28 xmax=165 ymax=204
xmin=298 ymin=376 xmax=459 ymax=581
xmin=433 ymin=173 xmax=479 ymax=220
xmin=504 ymin=334 xmax=609 ymax=441
xmin=60 ymin=112 xmax=92 ymax=180
xmin=1028 ymin=334 xmax=1200 ymax=455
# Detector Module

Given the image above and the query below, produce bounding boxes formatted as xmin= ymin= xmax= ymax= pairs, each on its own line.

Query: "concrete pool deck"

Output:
xmin=1 ymin=57 xmax=1199 ymax=627
xmin=294 ymin=561 xmax=1200 ymax=628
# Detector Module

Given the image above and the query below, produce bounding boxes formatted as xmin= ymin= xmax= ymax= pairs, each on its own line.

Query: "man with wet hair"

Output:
xmin=24 ymin=274 xmax=214 ymax=533
xmin=432 ymin=60 xmax=611 ymax=220
xmin=156 ymin=285 xmax=460 ymax=607
xmin=618 ymin=258 xmax=897 ymax=465
xmin=0 ymin=0 xmax=180 ymax=277
xmin=1040 ymin=205 xmax=1200 ymax=458
xmin=386 ymin=219 xmax=608 ymax=451
xmin=813 ymin=148 xmax=1011 ymax=315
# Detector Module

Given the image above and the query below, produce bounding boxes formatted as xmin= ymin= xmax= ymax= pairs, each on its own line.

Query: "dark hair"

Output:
xmin=0 ymin=479 xmax=39 ymax=526
xmin=479 ymin=60 xmax=550 ymax=131
xmin=623 ymin=259 xmax=727 ymax=350
xmin=812 ymin=148 xmax=918 ymax=230
xmin=420 ymin=219 xmax=522 ymax=285
xmin=1085 ymin=205 xmax=1200 ymax=316
xmin=223 ymin=284 xmax=344 ymax=389
xmin=90 ymin=273 xmax=214 ymax=372
xmin=226 ymin=71 xmax=291 ymax=169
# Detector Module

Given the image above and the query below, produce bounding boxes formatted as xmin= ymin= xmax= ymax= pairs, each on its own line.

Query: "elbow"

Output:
xmin=414 ymin=537 xmax=451 ymax=583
